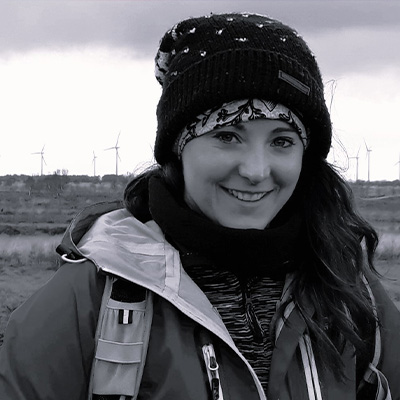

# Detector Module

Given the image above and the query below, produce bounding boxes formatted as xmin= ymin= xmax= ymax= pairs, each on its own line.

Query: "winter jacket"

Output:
xmin=0 ymin=201 xmax=399 ymax=400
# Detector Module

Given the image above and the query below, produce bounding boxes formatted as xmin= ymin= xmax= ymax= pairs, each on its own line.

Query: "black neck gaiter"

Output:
xmin=148 ymin=177 xmax=305 ymax=278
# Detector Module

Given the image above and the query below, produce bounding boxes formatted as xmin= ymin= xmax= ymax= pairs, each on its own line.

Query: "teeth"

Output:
xmin=227 ymin=189 xmax=267 ymax=202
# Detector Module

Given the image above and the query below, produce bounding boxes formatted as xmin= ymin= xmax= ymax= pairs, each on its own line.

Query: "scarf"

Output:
xmin=148 ymin=176 xmax=305 ymax=278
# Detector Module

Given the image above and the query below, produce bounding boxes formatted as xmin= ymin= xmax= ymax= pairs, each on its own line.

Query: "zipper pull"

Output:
xmin=202 ymin=344 xmax=224 ymax=400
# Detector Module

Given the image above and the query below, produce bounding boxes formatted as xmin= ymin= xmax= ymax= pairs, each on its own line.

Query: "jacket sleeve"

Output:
xmin=0 ymin=260 xmax=105 ymax=400
xmin=369 ymin=275 xmax=400 ymax=400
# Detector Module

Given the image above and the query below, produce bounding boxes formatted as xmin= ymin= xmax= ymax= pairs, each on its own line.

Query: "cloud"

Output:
xmin=2 ymin=0 xmax=400 ymax=59
xmin=309 ymin=26 xmax=400 ymax=77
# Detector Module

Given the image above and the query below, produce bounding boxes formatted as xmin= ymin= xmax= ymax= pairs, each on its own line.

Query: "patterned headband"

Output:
xmin=174 ymin=99 xmax=309 ymax=157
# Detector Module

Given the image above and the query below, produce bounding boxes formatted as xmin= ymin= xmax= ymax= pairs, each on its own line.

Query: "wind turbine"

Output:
xmin=364 ymin=140 xmax=372 ymax=182
xmin=32 ymin=145 xmax=46 ymax=176
xmin=348 ymin=147 xmax=360 ymax=182
xmin=105 ymin=132 xmax=121 ymax=175
xmin=395 ymin=153 xmax=400 ymax=181
xmin=92 ymin=151 xmax=97 ymax=177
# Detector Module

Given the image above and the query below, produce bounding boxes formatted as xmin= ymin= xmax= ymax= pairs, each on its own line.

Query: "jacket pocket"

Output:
xmin=92 ymin=296 xmax=151 ymax=397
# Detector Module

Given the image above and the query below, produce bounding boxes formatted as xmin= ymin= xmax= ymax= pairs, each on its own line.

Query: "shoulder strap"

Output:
xmin=88 ymin=275 xmax=153 ymax=400
xmin=358 ymin=275 xmax=392 ymax=400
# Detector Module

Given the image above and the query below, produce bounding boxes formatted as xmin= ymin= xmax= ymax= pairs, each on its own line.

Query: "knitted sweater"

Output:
xmin=182 ymin=263 xmax=284 ymax=392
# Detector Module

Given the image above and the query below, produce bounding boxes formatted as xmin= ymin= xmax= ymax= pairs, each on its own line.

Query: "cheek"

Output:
xmin=275 ymin=154 xmax=303 ymax=189
xmin=182 ymin=142 xmax=227 ymax=189
xmin=181 ymin=146 xmax=211 ymax=212
xmin=290 ymin=160 xmax=303 ymax=185
xmin=289 ymin=148 xmax=304 ymax=179
xmin=182 ymin=161 xmax=199 ymax=203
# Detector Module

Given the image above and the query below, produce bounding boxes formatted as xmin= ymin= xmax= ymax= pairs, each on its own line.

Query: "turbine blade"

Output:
xmin=116 ymin=131 xmax=121 ymax=146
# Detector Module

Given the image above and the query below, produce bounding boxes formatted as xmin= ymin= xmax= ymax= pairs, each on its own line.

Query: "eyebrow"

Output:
xmin=271 ymin=126 xmax=298 ymax=134
xmin=232 ymin=123 xmax=246 ymax=131
xmin=233 ymin=123 xmax=297 ymax=133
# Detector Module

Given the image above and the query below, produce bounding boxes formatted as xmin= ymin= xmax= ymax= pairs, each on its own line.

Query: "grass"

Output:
xmin=0 ymin=234 xmax=62 ymax=266
xmin=373 ymin=232 xmax=400 ymax=307
xmin=0 ymin=180 xmax=399 ymax=345
xmin=375 ymin=232 xmax=400 ymax=261
xmin=0 ymin=234 xmax=62 ymax=343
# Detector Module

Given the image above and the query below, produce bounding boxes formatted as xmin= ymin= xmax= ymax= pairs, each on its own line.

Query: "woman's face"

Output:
xmin=181 ymin=118 xmax=304 ymax=229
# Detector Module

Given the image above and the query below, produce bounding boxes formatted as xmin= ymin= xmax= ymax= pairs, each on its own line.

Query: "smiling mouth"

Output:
xmin=225 ymin=188 xmax=271 ymax=202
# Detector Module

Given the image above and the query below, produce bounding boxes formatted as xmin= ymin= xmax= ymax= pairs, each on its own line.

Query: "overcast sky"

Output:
xmin=1 ymin=0 xmax=399 ymax=180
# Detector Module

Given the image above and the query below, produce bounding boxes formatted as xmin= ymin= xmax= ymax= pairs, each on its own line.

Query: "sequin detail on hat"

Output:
xmin=174 ymin=99 xmax=308 ymax=157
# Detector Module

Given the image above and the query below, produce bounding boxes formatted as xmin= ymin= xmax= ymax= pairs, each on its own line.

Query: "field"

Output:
xmin=0 ymin=175 xmax=399 ymax=345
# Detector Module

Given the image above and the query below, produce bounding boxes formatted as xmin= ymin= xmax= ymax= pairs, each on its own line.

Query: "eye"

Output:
xmin=213 ymin=131 xmax=240 ymax=144
xmin=271 ymin=136 xmax=296 ymax=148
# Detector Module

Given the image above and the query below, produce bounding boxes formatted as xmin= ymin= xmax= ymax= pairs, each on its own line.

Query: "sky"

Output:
xmin=0 ymin=0 xmax=399 ymax=181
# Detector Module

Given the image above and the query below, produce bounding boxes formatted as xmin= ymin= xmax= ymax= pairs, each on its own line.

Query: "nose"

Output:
xmin=238 ymin=147 xmax=271 ymax=184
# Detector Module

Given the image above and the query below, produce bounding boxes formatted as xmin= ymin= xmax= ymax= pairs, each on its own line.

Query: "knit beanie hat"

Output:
xmin=154 ymin=12 xmax=332 ymax=165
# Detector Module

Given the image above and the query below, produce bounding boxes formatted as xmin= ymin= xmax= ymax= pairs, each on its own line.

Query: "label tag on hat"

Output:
xmin=279 ymin=70 xmax=310 ymax=96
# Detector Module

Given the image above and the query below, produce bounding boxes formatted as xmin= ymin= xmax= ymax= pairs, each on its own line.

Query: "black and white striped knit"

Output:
xmin=180 ymin=262 xmax=284 ymax=392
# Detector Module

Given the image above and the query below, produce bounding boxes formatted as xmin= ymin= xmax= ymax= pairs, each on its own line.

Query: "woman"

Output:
xmin=1 ymin=12 xmax=399 ymax=400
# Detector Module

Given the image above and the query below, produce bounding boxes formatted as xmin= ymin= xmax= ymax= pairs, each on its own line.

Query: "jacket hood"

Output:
xmin=58 ymin=202 xmax=239 ymax=349
xmin=58 ymin=200 xmax=124 ymax=259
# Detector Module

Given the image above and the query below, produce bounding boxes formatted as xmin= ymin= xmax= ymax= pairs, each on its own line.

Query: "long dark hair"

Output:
xmin=124 ymin=154 xmax=379 ymax=380
xmin=291 ymin=155 xmax=378 ymax=379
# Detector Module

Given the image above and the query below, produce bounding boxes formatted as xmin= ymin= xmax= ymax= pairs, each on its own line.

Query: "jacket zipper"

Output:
xmin=202 ymin=343 xmax=224 ymax=400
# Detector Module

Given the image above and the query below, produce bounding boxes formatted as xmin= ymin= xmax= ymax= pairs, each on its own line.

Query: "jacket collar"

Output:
xmin=87 ymin=209 xmax=240 ymax=338
xmin=59 ymin=200 xmax=124 ymax=259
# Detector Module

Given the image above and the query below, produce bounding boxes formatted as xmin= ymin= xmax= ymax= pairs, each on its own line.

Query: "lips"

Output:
xmin=225 ymin=188 xmax=270 ymax=202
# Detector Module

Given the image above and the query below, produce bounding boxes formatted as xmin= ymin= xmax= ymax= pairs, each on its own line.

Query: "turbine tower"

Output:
xmin=32 ymin=145 xmax=46 ymax=176
xmin=364 ymin=140 xmax=372 ymax=182
xmin=349 ymin=147 xmax=360 ymax=182
xmin=92 ymin=151 xmax=97 ymax=177
xmin=105 ymin=132 xmax=121 ymax=175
